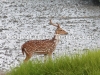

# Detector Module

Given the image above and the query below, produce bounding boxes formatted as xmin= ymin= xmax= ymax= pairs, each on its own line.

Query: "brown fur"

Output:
xmin=21 ymin=20 xmax=68 ymax=62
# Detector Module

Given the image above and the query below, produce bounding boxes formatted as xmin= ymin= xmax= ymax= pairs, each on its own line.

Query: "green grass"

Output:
xmin=7 ymin=49 xmax=100 ymax=75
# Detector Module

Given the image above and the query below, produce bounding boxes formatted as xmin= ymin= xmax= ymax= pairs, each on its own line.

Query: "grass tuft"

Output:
xmin=7 ymin=49 xmax=100 ymax=75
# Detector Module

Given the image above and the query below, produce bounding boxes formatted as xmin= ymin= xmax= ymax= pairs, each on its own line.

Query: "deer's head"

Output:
xmin=50 ymin=20 xmax=68 ymax=35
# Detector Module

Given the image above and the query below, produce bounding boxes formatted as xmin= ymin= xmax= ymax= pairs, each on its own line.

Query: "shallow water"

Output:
xmin=0 ymin=0 xmax=100 ymax=71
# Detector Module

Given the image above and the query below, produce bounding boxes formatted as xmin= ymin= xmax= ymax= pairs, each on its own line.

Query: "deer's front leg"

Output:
xmin=48 ymin=52 xmax=52 ymax=60
xmin=44 ymin=54 xmax=47 ymax=62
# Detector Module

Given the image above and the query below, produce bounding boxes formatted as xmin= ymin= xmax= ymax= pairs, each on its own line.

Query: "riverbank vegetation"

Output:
xmin=7 ymin=49 xmax=100 ymax=75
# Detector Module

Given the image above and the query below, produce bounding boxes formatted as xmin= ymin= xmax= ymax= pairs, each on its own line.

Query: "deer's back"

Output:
xmin=22 ymin=39 xmax=56 ymax=55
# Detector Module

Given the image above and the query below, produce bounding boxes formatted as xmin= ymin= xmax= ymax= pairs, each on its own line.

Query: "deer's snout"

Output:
xmin=66 ymin=32 xmax=68 ymax=35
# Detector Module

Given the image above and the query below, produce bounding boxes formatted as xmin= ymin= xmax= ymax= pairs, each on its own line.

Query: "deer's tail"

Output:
xmin=21 ymin=46 xmax=25 ymax=55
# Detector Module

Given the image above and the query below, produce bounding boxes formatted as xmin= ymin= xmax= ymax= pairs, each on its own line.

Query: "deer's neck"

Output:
xmin=52 ymin=34 xmax=60 ymax=45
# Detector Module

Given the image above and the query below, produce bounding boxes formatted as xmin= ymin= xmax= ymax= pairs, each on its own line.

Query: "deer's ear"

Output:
xmin=58 ymin=25 xmax=60 ymax=28
xmin=56 ymin=23 xmax=60 ymax=28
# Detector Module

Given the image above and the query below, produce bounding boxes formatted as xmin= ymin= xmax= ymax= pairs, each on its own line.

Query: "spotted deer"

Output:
xmin=21 ymin=20 xmax=68 ymax=62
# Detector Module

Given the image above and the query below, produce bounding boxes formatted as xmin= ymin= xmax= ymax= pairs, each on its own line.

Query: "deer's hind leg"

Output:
xmin=24 ymin=53 xmax=32 ymax=62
